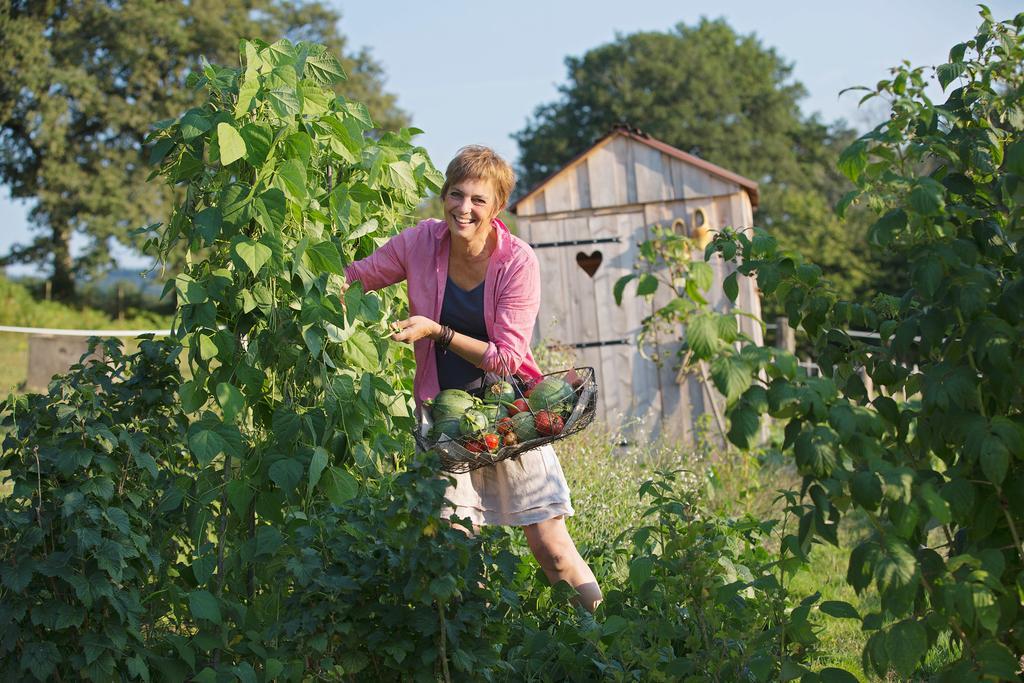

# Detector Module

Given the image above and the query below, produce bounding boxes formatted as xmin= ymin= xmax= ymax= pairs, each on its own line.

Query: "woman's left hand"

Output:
xmin=389 ymin=316 xmax=441 ymax=344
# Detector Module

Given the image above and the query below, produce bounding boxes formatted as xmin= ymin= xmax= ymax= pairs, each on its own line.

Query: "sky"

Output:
xmin=2 ymin=0 xmax=1019 ymax=276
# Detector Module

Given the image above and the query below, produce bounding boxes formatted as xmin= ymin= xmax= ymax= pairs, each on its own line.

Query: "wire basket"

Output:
xmin=414 ymin=367 xmax=599 ymax=473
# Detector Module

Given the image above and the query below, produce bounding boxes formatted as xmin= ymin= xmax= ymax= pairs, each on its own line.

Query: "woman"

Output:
xmin=345 ymin=145 xmax=602 ymax=612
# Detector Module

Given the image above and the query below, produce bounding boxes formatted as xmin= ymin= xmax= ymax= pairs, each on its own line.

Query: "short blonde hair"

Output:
xmin=441 ymin=145 xmax=516 ymax=211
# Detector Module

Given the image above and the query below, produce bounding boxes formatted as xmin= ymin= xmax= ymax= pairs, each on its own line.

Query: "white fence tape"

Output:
xmin=0 ymin=325 xmax=172 ymax=337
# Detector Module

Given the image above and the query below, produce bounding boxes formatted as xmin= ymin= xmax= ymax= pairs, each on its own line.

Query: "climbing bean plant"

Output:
xmin=142 ymin=36 xmax=449 ymax=674
xmin=620 ymin=9 xmax=1024 ymax=680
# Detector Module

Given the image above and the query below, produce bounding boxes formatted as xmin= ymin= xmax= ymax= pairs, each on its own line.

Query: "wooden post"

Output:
xmin=116 ymin=283 xmax=125 ymax=321
xmin=775 ymin=316 xmax=796 ymax=354
xmin=44 ymin=280 xmax=52 ymax=301
xmin=26 ymin=335 xmax=100 ymax=392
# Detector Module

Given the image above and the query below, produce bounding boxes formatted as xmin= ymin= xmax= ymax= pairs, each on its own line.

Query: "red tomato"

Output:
xmin=483 ymin=433 xmax=501 ymax=452
xmin=507 ymin=399 xmax=530 ymax=416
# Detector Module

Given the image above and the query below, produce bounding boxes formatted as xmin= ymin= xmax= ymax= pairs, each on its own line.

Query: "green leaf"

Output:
xmin=277 ymin=158 xmax=307 ymax=201
xmin=234 ymin=238 xmax=272 ymax=275
xmin=819 ymin=600 xmax=860 ymax=620
xmin=308 ymin=446 xmax=328 ymax=494
xmin=20 ymin=642 xmax=60 ymax=681
xmin=192 ymin=553 xmax=216 ymax=586
xmin=936 ymin=62 xmax=967 ymax=90
xmin=188 ymin=427 xmax=227 ymax=466
xmin=690 ymin=261 xmax=713 ymax=292
xmin=175 ymin=274 xmax=208 ymax=305
xmin=710 ymin=355 xmax=752 ymax=405
xmin=194 ymin=207 xmax=222 ymax=245
xmin=837 ymin=139 xmax=868 ymax=183
xmin=726 ymin=404 xmax=760 ymax=449
xmin=913 ymin=256 xmax=943 ymax=298
xmin=267 ymin=83 xmax=301 ymax=119
xmin=254 ymin=525 xmax=283 ymax=558
xmin=979 ymin=434 xmax=1009 ymax=485
xmin=273 ymin=407 xmax=302 ymax=445
xmin=795 ymin=263 xmax=822 ymax=286
xmin=850 ymin=471 xmax=883 ymax=511
xmin=875 ymin=536 xmax=919 ymax=611
xmin=628 ymin=556 xmax=654 ymax=593
xmin=188 ymin=589 xmax=222 ymax=624
xmin=868 ymin=209 xmax=906 ymax=247
xmin=239 ymin=123 xmax=273 ymax=165
xmin=193 ymin=669 xmax=217 ymax=683
xmin=635 ymin=273 xmax=658 ymax=296
xmin=687 ymin=314 xmax=718 ymax=359
xmin=1 ymin=562 xmax=32 ymax=592
xmin=306 ymin=240 xmax=345 ymax=275
xmin=216 ymin=382 xmax=245 ymax=422
xmin=179 ymin=109 xmax=211 ymax=141
xmin=835 ymin=190 xmax=860 ymax=218
xmin=908 ymin=179 xmax=945 ymax=216
xmin=226 ymin=480 xmax=253 ymax=517
xmin=217 ymin=122 xmax=247 ymax=165
xmin=723 ymin=271 xmax=738 ymax=302
xmin=884 ymin=620 xmax=927 ymax=678
xmin=345 ymin=218 xmax=380 ymax=242
xmin=303 ymin=47 xmax=347 ymax=85
xmin=197 ymin=334 xmax=218 ymax=361
xmin=715 ymin=314 xmax=738 ymax=343
xmin=234 ymin=77 xmax=259 ymax=118
xmin=915 ymin=484 xmax=949 ymax=528
xmin=220 ymin=183 xmax=254 ymax=229
xmin=749 ymin=231 xmax=776 ymax=258
xmin=256 ymin=188 xmax=286 ymax=230
xmin=344 ymin=330 xmax=378 ymax=369
xmin=299 ymin=82 xmax=331 ymax=116
xmin=613 ymin=274 xmax=637 ymax=305
xmin=794 ymin=426 xmax=839 ymax=478
xmin=818 ymin=668 xmax=859 ymax=683
xmin=974 ymin=639 xmax=1020 ymax=680
xmin=321 ymin=466 xmax=358 ymax=505
xmin=388 ymin=160 xmax=418 ymax=193
xmin=269 ymin=458 xmax=303 ymax=494
xmin=265 ymin=659 xmax=285 ymax=678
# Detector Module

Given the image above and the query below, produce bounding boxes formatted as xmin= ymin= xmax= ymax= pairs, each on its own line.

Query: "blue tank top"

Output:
xmin=436 ymin=276 xmax=489 ymax=391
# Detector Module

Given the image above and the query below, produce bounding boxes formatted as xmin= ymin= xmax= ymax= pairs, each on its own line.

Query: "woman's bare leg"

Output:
xmin=523 ymin=515 xmax=602 ymax=612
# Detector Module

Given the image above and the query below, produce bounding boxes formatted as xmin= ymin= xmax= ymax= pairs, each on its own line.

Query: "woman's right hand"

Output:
xmin=389 ymin=316 xmax=442 ymax=344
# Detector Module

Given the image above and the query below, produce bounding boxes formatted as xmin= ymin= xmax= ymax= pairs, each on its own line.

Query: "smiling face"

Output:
xmin=444 ymin=177 xmax=501 ymax=245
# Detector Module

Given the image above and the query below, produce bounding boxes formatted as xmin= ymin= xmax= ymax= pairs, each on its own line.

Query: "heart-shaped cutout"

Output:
xmin=576 ymin=251 xmax=602 ymax=277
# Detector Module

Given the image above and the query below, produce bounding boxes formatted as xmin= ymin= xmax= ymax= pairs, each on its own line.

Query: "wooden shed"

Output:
xmin=511 ymin=126 xmax=764 ymax=442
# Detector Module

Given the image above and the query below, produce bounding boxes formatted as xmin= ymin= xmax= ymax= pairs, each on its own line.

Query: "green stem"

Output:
xmin=1001 ymin=501 xmax=1024 ymax=565
xmin=437 ymin=601 xmax=451 ymax=683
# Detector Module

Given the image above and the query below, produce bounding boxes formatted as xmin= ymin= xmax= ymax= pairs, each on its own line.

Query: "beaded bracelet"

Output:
xmin=436 ymin=324 xmax=455 ymax=350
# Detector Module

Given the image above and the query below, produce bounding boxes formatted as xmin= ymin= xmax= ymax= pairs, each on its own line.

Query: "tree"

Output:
xmin=513 ymin=18 xmax=877 ymax=303
xmin=0 ymin=0 xmax=408 ymax=300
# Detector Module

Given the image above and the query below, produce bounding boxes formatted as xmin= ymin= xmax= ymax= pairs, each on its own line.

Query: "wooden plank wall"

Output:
xmin=520 ymin=212 xmax=650 ymax=431
xmin=515 ymin=133 xmax=764 ymax=443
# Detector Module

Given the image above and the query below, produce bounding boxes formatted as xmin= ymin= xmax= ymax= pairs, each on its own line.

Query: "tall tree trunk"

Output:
xmin=50 ymin=222 xmax=74 ymax=301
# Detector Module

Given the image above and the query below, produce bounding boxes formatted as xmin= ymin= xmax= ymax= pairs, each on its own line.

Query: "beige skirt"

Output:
xmin=441 ymin=443 xmax=575 ymax=526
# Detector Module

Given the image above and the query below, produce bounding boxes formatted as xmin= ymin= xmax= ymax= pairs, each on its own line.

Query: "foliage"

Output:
xmin=0 ymin=338 xmax=190 ymax=680
xmin=619 ymin=9 xmax=1024 ymax=680
xmin=0 ymin=38 xmax=466 ymax=683
xmin=0 ymin=34 xmax=838 ymax=682
xmin=0 ymin=0 xmax=408 ymax=299
xmin=0 ymin=274 xmax=169 ymax=330
xmin=271 ymin=461 xmax=524 ymax=680
xmin=501 ymin=469 xmax=822 ymax=683
xmin=512 ymin=18 xmax=880 ymax=302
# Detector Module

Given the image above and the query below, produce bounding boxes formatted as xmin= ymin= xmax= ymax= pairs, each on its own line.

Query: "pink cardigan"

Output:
xmin=345 ymin=218 xmax=543 ymax=406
